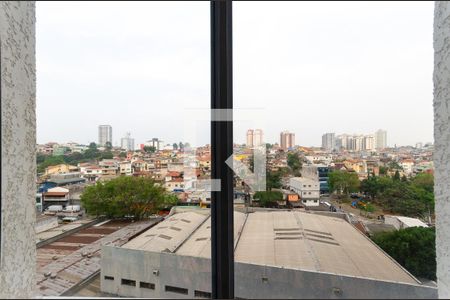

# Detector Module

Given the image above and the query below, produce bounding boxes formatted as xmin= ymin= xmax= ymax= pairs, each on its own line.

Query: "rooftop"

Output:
xmin=121 ymin=209 xmax=420 ymax=285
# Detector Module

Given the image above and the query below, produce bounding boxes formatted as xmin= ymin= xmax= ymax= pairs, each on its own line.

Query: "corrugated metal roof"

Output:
xmin=122 ymin=210 xmax=420 ymax=285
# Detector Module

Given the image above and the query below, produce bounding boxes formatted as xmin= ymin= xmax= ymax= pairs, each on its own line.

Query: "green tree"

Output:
xmin=393 ymin=170 xmax=401 ymax=181
xmin=100 ymin=151 xmax=114 ymax=160
xmin=287 ymin=152 xmax=302 ymax=176
xmin=104 ymin=141 xmax=112 ymax=151
xmin=143 ymin=146 xmax=156 ymax=153
xmin=119 ymin=151 xmax=127 ymax=158
xmin=372 ymin=227 xmax=436 ymax=281
xmin=411 ymin=173 xmax=434 ymax=193
xmin=253 ymin=191 xmax=283 ymax=208
xmin=179 ymin=142 xmax=184 ymax=150
xmin=388 ymin=161 xmax=403 ymax=171
xmin=379 ymin=166 xmax=388 ymax=176
xmin=173 ymin=143 xmax=179 ymax=150
xmin=328 ymin=170 xmax=360 ymax=195
xmin=89 ymin=142 xmax=97 ymax=150
xmin=81 ymin=176 xmax=178 ymax=220
xmin=37 ymin=156 xmax=66 ymax=174
xmin=267 ymin=170 xmax=282 ymax=191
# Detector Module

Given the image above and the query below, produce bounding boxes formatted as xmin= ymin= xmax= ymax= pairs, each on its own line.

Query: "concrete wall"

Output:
xmin=101 ymin=246 xmax=437 ymax=299
xmin=0 ymin=1 xmax=36 ymax=298
xmin=434 ymin=2 xmax=450 ymax=298
xmin=35 ymin=216 xmax=59 ymax=234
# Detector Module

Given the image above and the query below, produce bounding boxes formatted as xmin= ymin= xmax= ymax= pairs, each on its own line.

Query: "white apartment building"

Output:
xmin=246 ymin=129 xmax=264 ymax=147
xmin=321 ymin=133 xmax=335 ymax=151
xmin=121 ymin=132 xmax=135 ymax=151
xmin=375 ymin=129 xmax=387 ymax=150
xmin=363 ymin=135 xmax=375 ymax=151
xmin=289 ymin=177 xmax=320 ymax=206
xmin=98 ymin=125 xmax=112 ymax=146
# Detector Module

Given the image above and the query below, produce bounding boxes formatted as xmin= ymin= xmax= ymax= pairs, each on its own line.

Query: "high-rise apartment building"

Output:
xmin=121 ymin=132 xmax=135 ymax=151
xmin=350 ymin=135 xmax=363 ymax=151
xmin=246 ymin=129 xmax=264 ymax=147
xmin=375 ymin=129 xmax=387 ymax=149
xmin=253 ymin=129 xmax=264 ymax=147
xmin=321 ymin=133 xmax=335 ymax=151
xmin=98 ymin=125 xmax=112 ymax=146
xmin=363 ymin=135 xmax=375 ymax=151
xmin=280 ymin=131 xmax=295 ymax=150
xmin=246 ymin=129 xmax=254 ymax=147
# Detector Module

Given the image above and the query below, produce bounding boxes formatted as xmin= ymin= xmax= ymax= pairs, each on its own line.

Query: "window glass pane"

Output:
xmin=234 ymin=1 xmax=436 ymax=299
xmin=36 ymin=2 xmax=210 ymax=298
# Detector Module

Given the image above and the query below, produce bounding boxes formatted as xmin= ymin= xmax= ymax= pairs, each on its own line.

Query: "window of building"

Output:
xmin=104 ymin=276 xmax=114 ymax=281
xmin=165 ymin=285 xmax=188 ymax=295
xmin=195 ymin=290 xmax=212 ymax=298
xmin=121 ymin=279 xmax=136 ymax=287
xmin=140 ymin=281 xmax=155 ymax=290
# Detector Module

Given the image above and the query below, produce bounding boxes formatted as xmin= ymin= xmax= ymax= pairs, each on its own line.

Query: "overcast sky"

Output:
xmin=36 ymin=1 xmax=434 ymax=147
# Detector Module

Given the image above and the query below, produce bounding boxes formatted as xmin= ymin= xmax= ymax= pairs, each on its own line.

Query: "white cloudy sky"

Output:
xmin=36 ymin=1 xmax=434 ymax=147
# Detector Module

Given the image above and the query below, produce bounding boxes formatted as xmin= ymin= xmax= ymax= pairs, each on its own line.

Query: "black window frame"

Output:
xmin=210 ymin=1 xmax=234 ymax=299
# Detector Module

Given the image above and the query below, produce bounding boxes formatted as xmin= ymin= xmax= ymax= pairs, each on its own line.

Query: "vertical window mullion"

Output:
xmin=210 ymin=1 xmax=234 ymax=299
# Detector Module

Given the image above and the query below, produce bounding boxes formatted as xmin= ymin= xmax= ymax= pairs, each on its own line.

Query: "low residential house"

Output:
xmin=197 ymin=155 xmax=211 ymax=170
xmin=165 ymin=178 xmax=185 ymax=192
xmin=289 ymin=177 xmax=320 ymax=207
xmin=44 ymin=164 xmax=78 ymax=177
xmin=400 ymin=159 xmax=415 ymax=175
xmin=119 ymin=161 xmax=132 ymax=176
xmin=42 ymin=187 xmax=70 ymax=209
xmin=168 ymin=162 xmax=184 ymax=173
xmin=99 ymin=159 xmax=119 ymax=176
xmin=343 ymin=159 xmax=367 ymax=174
xmin=305 ymin=155 xmax=333 ymax=165
xmin=132 ymin=160 xmax=149 ymax=173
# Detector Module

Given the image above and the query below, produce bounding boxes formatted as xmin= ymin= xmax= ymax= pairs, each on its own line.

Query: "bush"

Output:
xmin=372 ymin=227 xmax=436 ymax=281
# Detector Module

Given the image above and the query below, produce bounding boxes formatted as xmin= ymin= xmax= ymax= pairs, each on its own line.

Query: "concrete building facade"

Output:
xmin=280 ymin=131 xmax=295 ymax=150
xmin=434 ymin=2 xmax=450 ymax=297
xmin=121 ymin=132 xmax=135 ymax=151
xmin=375 ymin=129 xmax=387 ymax=150
xmin=0 ymin=2 xmax=36 ymax=298
xmin=246 ymin=129 xmax=264 ymax=147
xmin=321 ymin=133 xmax=335 ymax=151
xmin=100 ymin=210 xmax=437 ymax=299
xmin=289 ymin=177 xmax=320 ymax=206
xmin=98 ymin=125 xmax=112 ymax=146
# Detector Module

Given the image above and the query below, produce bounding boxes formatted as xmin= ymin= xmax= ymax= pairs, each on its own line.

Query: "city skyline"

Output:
xmin=36 ymin=2 xmax=434 ymax=147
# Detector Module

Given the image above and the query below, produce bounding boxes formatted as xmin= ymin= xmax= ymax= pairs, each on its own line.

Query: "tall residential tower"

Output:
xmin=375 ymin=129 xmax=387 ymax=149
xmin=98 ymin=125 xmax=112 ymax=146
xmin=280 ymin=131 xmax=295 ymax=150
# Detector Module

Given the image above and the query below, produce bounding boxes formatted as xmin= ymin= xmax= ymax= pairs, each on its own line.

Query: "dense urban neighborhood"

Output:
xmin=31 ymin=127 xmax=437 ymax=297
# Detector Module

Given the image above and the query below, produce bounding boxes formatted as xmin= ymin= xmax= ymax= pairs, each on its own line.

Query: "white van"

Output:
xmin=46 ymin=205 xmax=63 ymax=212
xmin=64 ymin=205 xmax=81 ymax=212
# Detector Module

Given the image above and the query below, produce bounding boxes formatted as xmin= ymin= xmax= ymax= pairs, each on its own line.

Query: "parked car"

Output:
xmin=62 ymin=216 xmax=78 ymax=223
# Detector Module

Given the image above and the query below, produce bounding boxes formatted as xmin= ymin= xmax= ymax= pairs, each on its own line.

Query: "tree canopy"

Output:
xmin=372 ymin=227 xmax=436 ymax=281
xmin=328 ymin=170 xmax=360 ymax=195
xmin=81 ymin=176 xmax=177 ymax=219
xmin=360 ymin=173 xmax=434 ymax=218
xmin=287 ymin=152 xmax=302 ymax=176
xmin=143 ymin=146 xmax=156 ymax=153
xmin=253 ymin=190 xmax=283 ymax=208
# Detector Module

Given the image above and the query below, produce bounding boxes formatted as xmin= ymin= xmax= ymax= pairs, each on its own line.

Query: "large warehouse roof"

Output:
xmin=121 ymin=209 xmax=419 ymax=285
